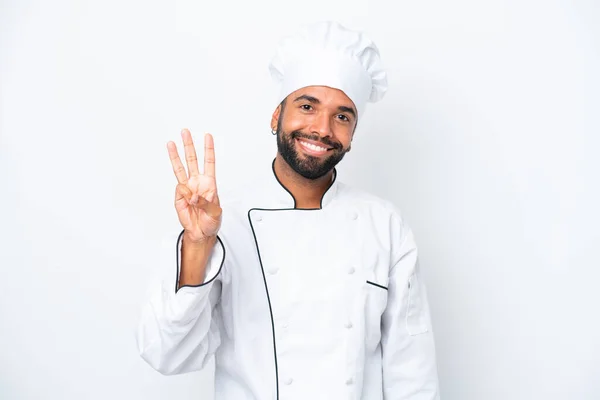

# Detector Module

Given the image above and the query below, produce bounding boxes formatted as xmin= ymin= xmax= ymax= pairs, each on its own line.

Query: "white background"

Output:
xmin=1 ymin=0 xmax=599 ymax=399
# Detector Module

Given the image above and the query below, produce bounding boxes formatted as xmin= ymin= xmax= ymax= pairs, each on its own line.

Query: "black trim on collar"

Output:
xmin=175 ymin=230 xmax=226 ymax=294
xmin=271 ymin=158 xmax=337 ymax=210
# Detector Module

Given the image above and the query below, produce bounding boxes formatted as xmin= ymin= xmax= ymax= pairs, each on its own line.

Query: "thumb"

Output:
xmin=175 ymin=184 xmax=193 ymax=205
xmin=195 ymin=196 xmax=223 ymax=219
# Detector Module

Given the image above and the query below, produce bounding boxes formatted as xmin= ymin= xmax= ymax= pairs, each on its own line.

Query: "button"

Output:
xmin=349 ymin=212 xmax=358 ymax=220
xmin=255 ymin=215 xmax=263 ymax=222
xmin=281 ymin=323 xmax=289 ymax=329
xmin=347 ymin=266 xmax=355 ymax=275
xmin=268 ymin=267 xmax=279 ymax=275
xmin=345 ymin=377 xmax=354 ymax=385
xmin=345 ymin=321 xmax=353 ymax=329
xmin=284 ymin=377 xmax=293 ymax=385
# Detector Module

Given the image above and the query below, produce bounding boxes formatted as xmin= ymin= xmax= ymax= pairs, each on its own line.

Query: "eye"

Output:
xmin=337 ymin=114 xmax=350 ymax=122
xmin=301 ymin=104 xmax=313 ymax=111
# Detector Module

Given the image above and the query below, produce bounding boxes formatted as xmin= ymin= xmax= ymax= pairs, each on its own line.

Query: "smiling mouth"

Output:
xmin=296 ymin=138 xmax=333 ymax=156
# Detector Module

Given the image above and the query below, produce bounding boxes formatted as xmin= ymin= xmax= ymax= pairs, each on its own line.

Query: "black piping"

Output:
xmin=248 ymin=211 xmax=279 ymax=399
xmin=175 ymin=230 xmax=226 ymax=294
xmin=272 ymin=160 xmax=297 ymax=209
xmin=366 ymin=280 xmax=388 ymax=291
xmin=271 ymin=158 xmax=337 ymax=210
xmin=246 ymin=162 xmax=339 ymax=399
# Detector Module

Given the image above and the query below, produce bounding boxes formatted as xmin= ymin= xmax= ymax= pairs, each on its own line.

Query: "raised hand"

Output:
xmin=167 ymin=129 xmax=222 ymax=244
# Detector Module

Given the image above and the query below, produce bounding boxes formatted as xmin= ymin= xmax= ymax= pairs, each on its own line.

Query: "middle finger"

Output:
xmin=181 ymin=129 xmax=200 ymax=177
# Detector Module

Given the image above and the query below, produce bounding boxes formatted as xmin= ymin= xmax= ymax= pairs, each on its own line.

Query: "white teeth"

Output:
xmin=300 ymin=140 xmax=327 ymax=152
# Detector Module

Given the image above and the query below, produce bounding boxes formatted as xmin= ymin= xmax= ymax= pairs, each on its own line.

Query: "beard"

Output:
xmin=276 ymin=127 xmax=349 ymax=180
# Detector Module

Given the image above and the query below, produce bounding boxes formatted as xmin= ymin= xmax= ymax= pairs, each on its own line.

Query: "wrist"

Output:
xmin=183 ymin=232 xmax=217 ymax=247
xmin=178 ymin=234 xmax=217 ymax=289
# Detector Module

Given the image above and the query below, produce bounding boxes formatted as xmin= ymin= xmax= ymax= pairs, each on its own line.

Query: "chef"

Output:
xmin=136 ymin=21 xmax=440 ymax=399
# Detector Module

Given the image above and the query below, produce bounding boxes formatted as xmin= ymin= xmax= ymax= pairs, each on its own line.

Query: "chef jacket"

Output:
xmin=136 ymin=159 xmax=440 ymax=399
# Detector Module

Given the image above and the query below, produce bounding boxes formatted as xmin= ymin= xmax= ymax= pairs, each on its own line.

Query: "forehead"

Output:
xmin=286 ymin=85 xmax=356 ymax=110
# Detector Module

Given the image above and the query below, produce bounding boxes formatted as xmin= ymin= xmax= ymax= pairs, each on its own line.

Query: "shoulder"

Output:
xmin=217 ymin=179 xmax=262 ymax=208
xmin=335 ymin=182 xmax=416 ymax=253
xmin=216 ymin=177 xmax=271 ymax=225
xmin=336 ymin=181 xmax=406 ymax=222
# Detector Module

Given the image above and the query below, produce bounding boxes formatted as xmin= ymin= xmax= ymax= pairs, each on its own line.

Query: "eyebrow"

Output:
xmin=293 ymin=94 xmax=356 ymax=119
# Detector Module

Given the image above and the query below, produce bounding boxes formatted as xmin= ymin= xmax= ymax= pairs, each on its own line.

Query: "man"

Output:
xmin=136 ymin=21 xmax=440 ymax=399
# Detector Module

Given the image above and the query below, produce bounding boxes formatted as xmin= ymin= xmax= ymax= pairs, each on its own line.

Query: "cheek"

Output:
xmin=337 ymin=129 xmax=354 ymax=148
xmin=282 ymin=111 xmax=311 ymax=132
xmin=286 ymin=122 xmax=307 ymax=134
xmin=342 ymin=140 xmax=352 ymax=152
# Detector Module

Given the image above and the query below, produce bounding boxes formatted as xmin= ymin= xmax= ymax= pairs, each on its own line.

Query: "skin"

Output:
xmin=168 ymin=85 xmax=357 ymax=286
xmin=271 ymin=85 xmax=357 ymax=208
xmin=167 ymin=130 xmax=222 ymax=288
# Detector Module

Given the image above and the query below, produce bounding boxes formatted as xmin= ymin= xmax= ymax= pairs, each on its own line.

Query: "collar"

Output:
xmin=264 ymin=158 xmax=339 ymax=209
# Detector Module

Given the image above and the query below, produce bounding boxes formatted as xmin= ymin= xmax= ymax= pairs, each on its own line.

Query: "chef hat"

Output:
xmin=269 ymin=21 xmax=388 ymax=120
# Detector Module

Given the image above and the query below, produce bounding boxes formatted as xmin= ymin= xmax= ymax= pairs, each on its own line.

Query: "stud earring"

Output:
xmin=271 ymin=127 xmax=277 ymax=135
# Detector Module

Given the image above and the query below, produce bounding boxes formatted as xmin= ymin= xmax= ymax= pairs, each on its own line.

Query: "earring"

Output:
xmin=271 ymin=127 xmax=277 ymax=135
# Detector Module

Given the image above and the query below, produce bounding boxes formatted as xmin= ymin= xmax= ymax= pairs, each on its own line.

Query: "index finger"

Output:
xmin=204 ymin=133 xmax=216 ymax=178
xmin=167 ymin=141 xmax=188 ymax=184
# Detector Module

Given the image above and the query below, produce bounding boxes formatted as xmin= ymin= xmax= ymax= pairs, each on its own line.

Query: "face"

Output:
xmin=272 ymin=86 xmax=357 ymax=180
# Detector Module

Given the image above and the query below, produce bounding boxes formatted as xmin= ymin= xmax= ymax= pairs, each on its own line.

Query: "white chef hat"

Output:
xmin=269 ymin=21 xmax=388 ymax=121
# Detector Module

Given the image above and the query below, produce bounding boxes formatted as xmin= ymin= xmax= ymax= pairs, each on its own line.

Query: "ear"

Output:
xmin=271 ymin=104 xmax=282 ymax=131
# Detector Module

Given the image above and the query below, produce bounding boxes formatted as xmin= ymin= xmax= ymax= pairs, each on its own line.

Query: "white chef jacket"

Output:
xmin=136 ymin=159 xmax=440 ymax=399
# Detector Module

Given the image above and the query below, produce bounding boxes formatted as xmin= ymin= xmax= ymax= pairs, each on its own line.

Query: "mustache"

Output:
xmin=290 ymin=130 xmax=343 ymax=150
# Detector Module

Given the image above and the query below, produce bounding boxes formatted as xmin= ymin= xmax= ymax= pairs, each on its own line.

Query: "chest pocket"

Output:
xmin=406 ymin=270 xmax=429 ymax=335
xmin=362 ymin=276 xmax=389 ymax=350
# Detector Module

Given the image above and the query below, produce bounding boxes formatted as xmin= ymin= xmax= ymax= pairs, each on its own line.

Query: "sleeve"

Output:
xmin=135 ymin=230 xmax=226 ymax=375
xmin=381 ymin=219 xmax=441 ymax=399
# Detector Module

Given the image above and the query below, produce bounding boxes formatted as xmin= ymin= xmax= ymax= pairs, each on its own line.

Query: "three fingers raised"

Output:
xmin=168 ymin=130 xmax=216 ymax=183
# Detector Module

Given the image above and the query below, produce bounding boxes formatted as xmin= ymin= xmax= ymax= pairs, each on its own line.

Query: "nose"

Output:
xmin=309 ymin=112 xmax=332 ymax=138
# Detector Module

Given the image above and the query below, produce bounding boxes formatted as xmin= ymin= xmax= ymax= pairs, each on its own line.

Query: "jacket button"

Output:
xmin=268 ymin=267 xmax=279 ymax=275
xmin=349 ymin=212 xmax=358 ymax=220
xmin=346 ymin=377 xmax=354 ymax=385
xmin=284 ymin=377 xmax=293 ymax=385
xmin=347 ymin=266 xmax=355 ymax=275
xmin=345 ymin=321 xmax=353 ymax=329
xmin=255 ymin=215 xmax=263 ymax=222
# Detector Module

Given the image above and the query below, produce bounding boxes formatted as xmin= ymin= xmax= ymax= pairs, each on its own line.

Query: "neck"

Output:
xmin=273 ymin=154 xmax=334 ymax=209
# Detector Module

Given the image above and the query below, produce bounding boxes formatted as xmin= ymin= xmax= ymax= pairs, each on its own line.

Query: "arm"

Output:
xmin=137 ymin=129 xmax=225 ymax=375
xmin=382 ymin=221 xmax=440 ymax=399
xmin=136 ymin=230 xmax=226 ymax=375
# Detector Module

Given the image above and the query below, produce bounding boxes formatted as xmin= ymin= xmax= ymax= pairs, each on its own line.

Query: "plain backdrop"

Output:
xmin=1 ymin=0 xmax=599 ymax=399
